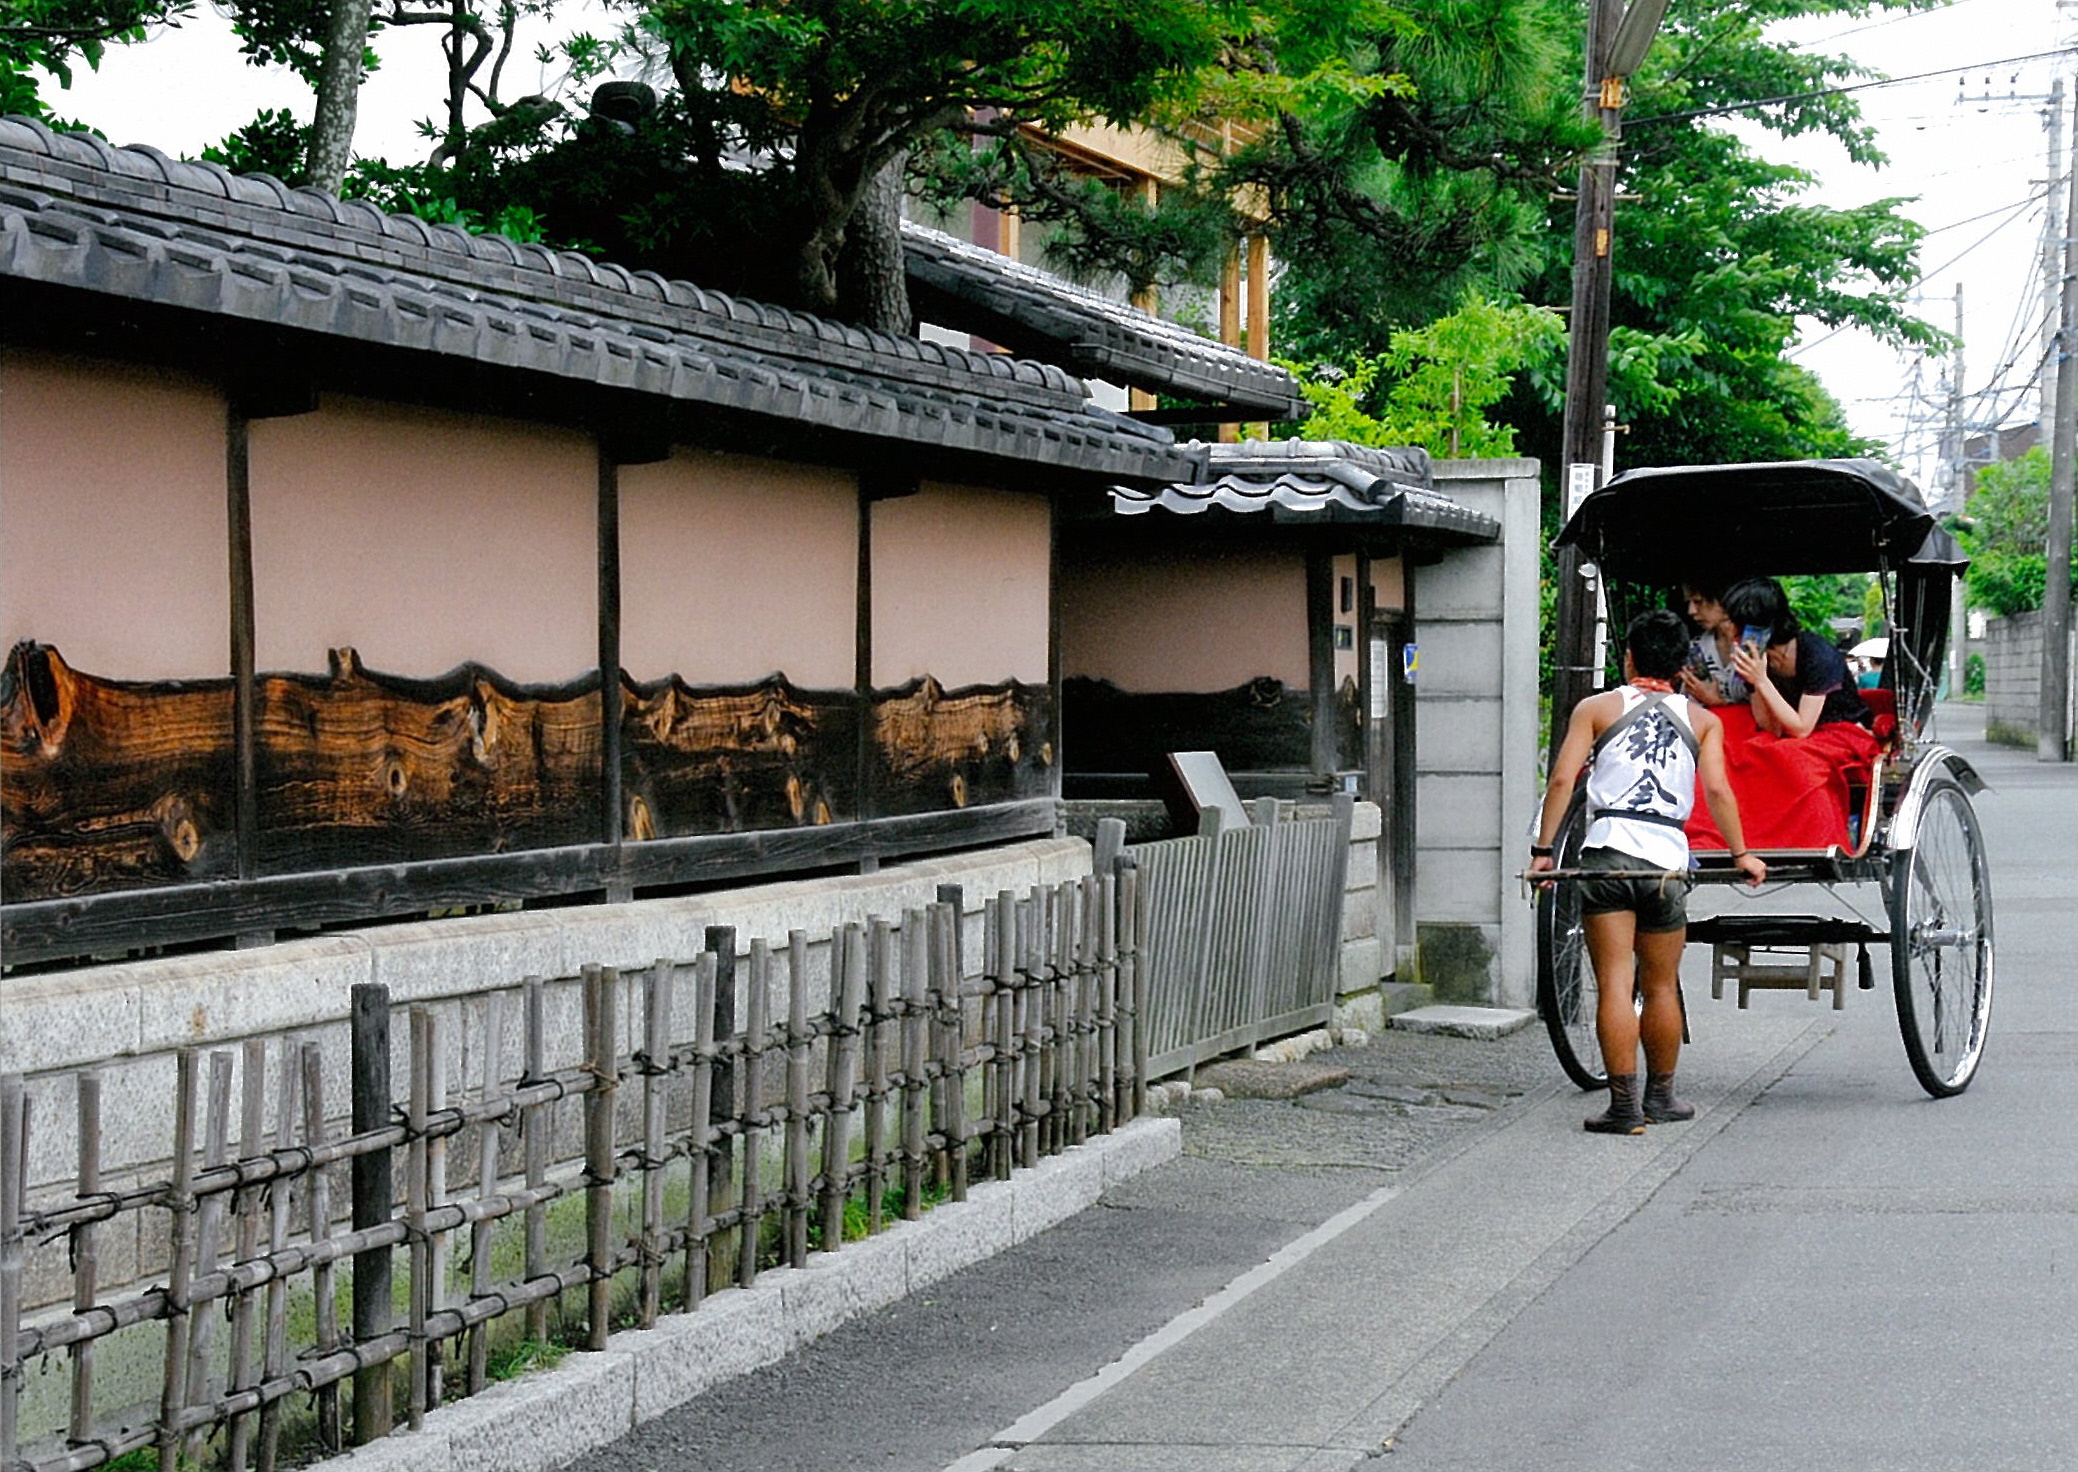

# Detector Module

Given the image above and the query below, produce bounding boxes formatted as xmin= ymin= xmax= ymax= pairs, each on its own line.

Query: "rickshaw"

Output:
xmin=1536 ymin=459 xmax=1993 ymax=1099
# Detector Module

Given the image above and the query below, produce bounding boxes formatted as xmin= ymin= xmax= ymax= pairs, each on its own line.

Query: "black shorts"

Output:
xmin=1577 ymin=846 xmax=1691 ymax=933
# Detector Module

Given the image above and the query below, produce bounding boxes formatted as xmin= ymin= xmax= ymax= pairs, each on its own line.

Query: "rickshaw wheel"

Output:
xmin=1891 ymin=774 xmax=1995 ymax=1097
xmin=1536 ymin=799 xmax=1606 ymax=1090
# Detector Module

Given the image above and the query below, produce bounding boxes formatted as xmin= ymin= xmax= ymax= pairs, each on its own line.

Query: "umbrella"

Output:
xmin=1851 ymin=637 xmax=1889 ymax=661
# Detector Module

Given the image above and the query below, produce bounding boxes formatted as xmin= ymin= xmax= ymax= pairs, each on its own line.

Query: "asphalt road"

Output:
xmin=563 ymin=707 xmax=2075 ymax=1472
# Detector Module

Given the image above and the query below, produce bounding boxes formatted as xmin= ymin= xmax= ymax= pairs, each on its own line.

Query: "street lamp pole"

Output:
xmin=1549 ymin=0 xmax=1665 ymax=764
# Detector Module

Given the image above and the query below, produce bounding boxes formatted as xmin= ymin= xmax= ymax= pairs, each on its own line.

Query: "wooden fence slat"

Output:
xmin=640 ymin=962 xmax=672 ymax=1327
xmin=738 ymin=942 xmax=770 ymax=1286
xmin=1096 ymin=874 xmax=1119 ymax=1133
xmin=929 ymin=901 xmax=967 ymax=1201
xmin=821 ymin=924 xmax=865 ymax=1250
xmin=155 ymin=1049 xmax=200 ymax=1472
xmin=684 ymin=953 xmax=717 ymax=1310
xmin=256 ymin=1042 xmax=298 ymax=1472
xmin=990 ymin=893 xmax=1017 ymax=1182
xmin=66 ymin=1071 xmax=101 ymax=1451
xmin=584 ymin=965 xmax=620 ymax=1345
xmin=900 ymin=909 xmax=928 ymax=1218
xmin=1019 ymin=888 xmax=1043 ymax=1169
xmin=1 ymin=1074 xmax=24 ymax=1471
xmin=182 ymin=1052 xmax=235 ymax=1460
xmin=299 ymin=1042 xmax=340 ymax=1453
xmin=225 ymin=1037 xmax=268 ymax=1471
xmin=467 ymin=991 xmax=508 ymax=1394
xmin=407 ymin=1008 xmax=433 ymax=1430
xmin=783 ymin=931 xmax=811 ymax=1270
xmin=864 ymin=918 xmax=893 ymax=1233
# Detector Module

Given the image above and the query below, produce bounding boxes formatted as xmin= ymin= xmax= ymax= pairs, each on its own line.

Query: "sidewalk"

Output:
xmin=560 ymin=1000 xmax=1832 ymax=1472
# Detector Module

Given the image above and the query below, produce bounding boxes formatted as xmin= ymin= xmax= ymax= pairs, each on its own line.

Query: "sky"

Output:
xmin=31 ymin=0 xmax=2078 ymax=498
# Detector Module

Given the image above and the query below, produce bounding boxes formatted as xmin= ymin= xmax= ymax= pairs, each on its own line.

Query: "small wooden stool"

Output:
xmin=1711 ymin=942 xmax=1851 ymax=1010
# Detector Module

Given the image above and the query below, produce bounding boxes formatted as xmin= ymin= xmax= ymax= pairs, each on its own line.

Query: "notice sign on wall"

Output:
xmin=1567 ymin=462 xmax=1598 ymax=519
xmin=1403 ymin=642 xmax=1419 ymax=685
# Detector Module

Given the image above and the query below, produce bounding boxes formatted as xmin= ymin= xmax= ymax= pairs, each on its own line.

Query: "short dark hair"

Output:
xmin=1626 ymin=608 xmax=1690 ymax=680
xmin=1722 ymin=577 xmax=1799 ymax=645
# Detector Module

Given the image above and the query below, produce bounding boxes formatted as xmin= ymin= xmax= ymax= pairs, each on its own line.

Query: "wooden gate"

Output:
xmin=1108 ymin=795 xmax=1353 ymax=1078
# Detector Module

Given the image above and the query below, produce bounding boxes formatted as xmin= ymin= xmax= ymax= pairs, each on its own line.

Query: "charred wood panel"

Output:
xmin=5 ymin=641 xmax=1053 ymax=923
xmin=253 ymin=648 xmax=604 ymax=873
xmin=1 ymin=642 xmax=238 ymax=898
xmin=868 ymin=678 xmax=1052 ymax=817
xmin=619 ymin=674 xmax=858 ymax=838
xmin=1061 ymin=675 xmax=1358 ymax=783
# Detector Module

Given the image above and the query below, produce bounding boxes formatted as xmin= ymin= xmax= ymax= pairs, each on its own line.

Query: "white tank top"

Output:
xmin=1582 ymin=687 xmax=1700 ymax=869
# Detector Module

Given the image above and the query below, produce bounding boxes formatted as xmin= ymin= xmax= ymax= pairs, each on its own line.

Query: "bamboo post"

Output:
xmin=863 ymin=918 xmax=893 ymax=1233
xmin=583 ymin=965 xmax=620 ymax=1349
xmin=821 ymin=924 xmax=866 ymax=1249
xmin=1123 ymin=858 xmax=1148 ymax=1118
xmin=1076 ymin=876 xmax=1100 ymax=1145
xmin=1026 ymin=889 xmax=1055 ymax=1164
xmin=225 ymin=1037 xmax=268 ymax=1469
xmin=155 ymin=1050 xmax=200 ymax=1469
xmin=992 ymin=893 xmax=1017 ymax=1181
xmin=684 ymin=953 xmax=717 ymax=1310
xmin=407 ymin=1008 xmax=433 ymax=1430
xmin=639 ymin=962 xmax=672 ymax=1327
xmin=256 ymin=1044 xmax=298 ymax=1472
xmin=1097 ymin=871 xmax=1119 ymax=1134
xmin=930 ymin=900 xmax=968 ymax=1201
xmin=738 ymin=942 xmax=770 ymax=1286
xmin=1052 ymin=880 xmax=1077 ymax=1154
xmin=182 ymin=1052 xmax=234 ymax=1458
xmin=1 ymin=1075 xmax=24 ymax=1471
xmin=350 ymin=983 xmax=394 ymax=1444
xmin=704 ymin=926 xmax=739 ymax=1290
xmin=520 ymin=976 xmax=549 ymax=1348
xmin=783 ymin=931 xmax=811 ymax=1269
xmin=900 ymin=909 xmax=928 ymax=1218
xmin=426 ymin=1006 xmax=450 ymax=1407
xmin=467 ymin=991 xmax=507 ymax=1395
xmin=67 ymin=1070 xmax=101 ymax=1450
xmin=300 ymin=1043 xmax=340 ymax=1452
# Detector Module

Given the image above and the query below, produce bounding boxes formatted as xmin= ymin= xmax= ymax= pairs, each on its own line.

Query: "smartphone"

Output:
xmin=1740 ymin=624 xmax=1773 ymax=654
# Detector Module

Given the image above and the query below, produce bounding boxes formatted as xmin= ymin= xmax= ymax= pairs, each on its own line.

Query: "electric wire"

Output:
xmin=1628 ymin=46 xmax=2077 ymax=130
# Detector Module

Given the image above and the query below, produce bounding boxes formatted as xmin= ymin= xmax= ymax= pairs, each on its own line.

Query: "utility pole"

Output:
xmin=2042 ymin=78 xmax=2066 ymax=434
xmin=1948 ymin=284 xmax=1969 ymax=698
xmin=2039 ymin=85 xmax=2076 ymax=762
xmin=1549 ymin=0 xmax=1665 ymax=762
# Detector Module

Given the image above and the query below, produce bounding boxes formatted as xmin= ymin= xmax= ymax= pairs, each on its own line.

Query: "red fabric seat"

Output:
xmin=1686 ymin=705 xmax=1880 ymax=852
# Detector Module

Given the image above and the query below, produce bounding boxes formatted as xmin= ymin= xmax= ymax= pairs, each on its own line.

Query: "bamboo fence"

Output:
xmin=0 ymin=869 xmax=1142 ymax=1472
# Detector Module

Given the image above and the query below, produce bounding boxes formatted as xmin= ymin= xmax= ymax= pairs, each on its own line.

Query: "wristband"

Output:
xmin=1530 ymin=844 xmax=1553 ymax=858
xmin=1732 ymin=850 xmax=1750 ymax=860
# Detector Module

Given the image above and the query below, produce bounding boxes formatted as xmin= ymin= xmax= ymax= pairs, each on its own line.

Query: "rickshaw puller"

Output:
xmin=1532 ymin=611 xmax=1768 ymax=1133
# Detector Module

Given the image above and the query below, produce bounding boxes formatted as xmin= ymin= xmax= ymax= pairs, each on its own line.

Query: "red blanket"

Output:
xmin=1686 ymin=705 xmax=1880 ymax=851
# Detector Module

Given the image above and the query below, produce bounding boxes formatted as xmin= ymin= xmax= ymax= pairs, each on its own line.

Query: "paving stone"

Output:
xmin=1193 ymin=1059 xmax=1351 ymax=1100
xmin=1387 ymin=1005 xmax=1537 ymax=1040
xmin=1292 ymin=1090 xmax=1401 ymax=1115
xmin=1345 ymin=1080 xmax=1442 ymax=1106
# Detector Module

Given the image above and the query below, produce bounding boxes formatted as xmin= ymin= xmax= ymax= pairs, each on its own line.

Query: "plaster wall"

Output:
xmin=620 ymin=451 xmax=857 ymax=689
xmin=249 ymin=396 xmax=596 ymax=681
xmin=1409 ymin=459 xmax=1541 ymax=1008
xmin=1060 ymin=543 xmax=1309 ymax=692
xmin=872 ymin=482 xmax=1049 ymax=688
xmin=0 ymin=349 xmax=229 ymax=679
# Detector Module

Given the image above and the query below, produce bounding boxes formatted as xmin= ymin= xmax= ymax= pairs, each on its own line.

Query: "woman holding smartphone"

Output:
xmin=1678 ymin=581 xmax=1751 ymax=706
xmin=1684 ymin=577 xmax=1878 ymax=851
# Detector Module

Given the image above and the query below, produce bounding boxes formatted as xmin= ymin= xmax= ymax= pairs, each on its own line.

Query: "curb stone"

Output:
xmin=318 ymin=1117 xmax=1181 ymax=1472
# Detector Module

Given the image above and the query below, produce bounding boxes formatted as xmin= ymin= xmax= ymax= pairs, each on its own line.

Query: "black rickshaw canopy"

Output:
xmin=1554 ymin=458 xmax=1966 ymax=581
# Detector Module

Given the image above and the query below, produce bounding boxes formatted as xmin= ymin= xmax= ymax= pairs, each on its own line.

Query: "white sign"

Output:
xmin=1566 ymin=462 xmax=1599 ymax=519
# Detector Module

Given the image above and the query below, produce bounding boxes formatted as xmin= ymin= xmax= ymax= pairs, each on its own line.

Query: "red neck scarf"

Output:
xmin=1631 ymin=676 xmax=1674 ymax=693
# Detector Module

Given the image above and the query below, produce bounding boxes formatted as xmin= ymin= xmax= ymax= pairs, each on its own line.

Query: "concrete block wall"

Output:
xmin=1982 ymin=609 xmax=2076 ymax=754
xmin=1413 ymin=459 xmax=1541 ymax=1009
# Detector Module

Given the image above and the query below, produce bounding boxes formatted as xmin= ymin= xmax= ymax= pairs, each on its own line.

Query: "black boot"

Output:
xmin=1584 ymin=1073 xmax=1646 ymax=1135
xmin=1643 ymin=1071 xmax=1695 ymax=1123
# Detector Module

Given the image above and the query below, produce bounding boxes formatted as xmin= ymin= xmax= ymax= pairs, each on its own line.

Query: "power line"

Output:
xmin=1628 ymin=46 xmax=2076 ymax=130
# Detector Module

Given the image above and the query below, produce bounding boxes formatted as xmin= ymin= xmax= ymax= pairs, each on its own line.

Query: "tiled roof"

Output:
xmin=902 ymin=222 xmax=1305 ymax=420
xmin=0 ymin=117 xmax=1203 ymax=485
xmin=1112 ymin=440 xmax=1499 ymax=542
